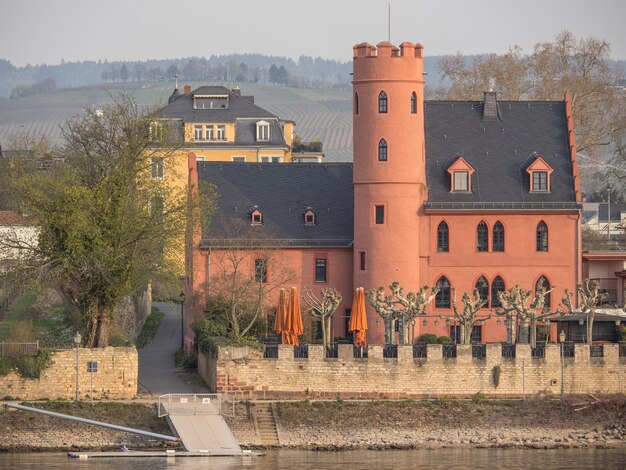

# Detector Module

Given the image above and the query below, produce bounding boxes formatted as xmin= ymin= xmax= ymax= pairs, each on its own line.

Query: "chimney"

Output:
xmin=184 ymin=84 xmax=191 ymax=96
xmin=482 ymin=91 xmax=501 ymax=121
xmin=232 ymin=86 xmax=241 ymax=96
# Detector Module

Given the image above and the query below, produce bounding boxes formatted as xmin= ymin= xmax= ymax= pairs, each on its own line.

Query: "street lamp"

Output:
xmin=74 ymin=331 xmax=82 ymax=401
xmin=559 ymin=330 xmax=566 ymax=400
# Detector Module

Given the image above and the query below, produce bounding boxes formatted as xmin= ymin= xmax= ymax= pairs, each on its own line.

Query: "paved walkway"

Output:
xmin=138 ymin=301 xmax=192 ymax=396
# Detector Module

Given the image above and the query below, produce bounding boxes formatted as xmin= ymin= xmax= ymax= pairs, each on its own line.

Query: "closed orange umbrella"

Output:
xmin=349 ymin=287 xmax=368 ymax=347
xmin=284 ymin=287 xmax=304 ymax=345
xmin=273 ymin=288 xmax=289 ymax=344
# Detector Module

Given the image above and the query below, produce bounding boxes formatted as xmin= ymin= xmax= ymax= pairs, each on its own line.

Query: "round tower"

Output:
xmin=352 ymin=41 xmax=427 ymax=344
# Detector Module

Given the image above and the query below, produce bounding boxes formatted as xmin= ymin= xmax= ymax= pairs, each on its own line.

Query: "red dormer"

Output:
xmin=251 ymin=208 xmax=263 ymax=225
xmin=526 ymin=156 xmax=554 ymax=192
xmin=304 ymin=208 xmax=316 ymax=226
xmin=447 ymin=156 xmax=475 ymax=192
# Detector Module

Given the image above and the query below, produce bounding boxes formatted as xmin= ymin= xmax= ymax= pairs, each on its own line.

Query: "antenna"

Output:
xmin=174 ymin=74 xmax=179 ymax=90
xmin=388 ymin=2 xmax=391 ymax=42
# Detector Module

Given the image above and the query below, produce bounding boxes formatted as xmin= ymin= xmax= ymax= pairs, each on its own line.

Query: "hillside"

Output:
xmin=0 ymin=81 xmax=354 ymax=162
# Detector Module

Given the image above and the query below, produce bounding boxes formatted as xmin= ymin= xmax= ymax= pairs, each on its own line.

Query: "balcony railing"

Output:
xmin=563 ymin=342 xmax=575 ymax=358
xmin=590 ymin=345 xmax=604 ymax=358
xmin=325 ymin=343 xmax=338 ymax=359
xmin=472 ymin=344 xmax=487 ymax=360
xmin=442 ymin=344 xmax=457 ymax=358
xmin=353 ymin=345 xmax=368 ymax=359
xmin=413 ymin=343 xmax=427 ymax=359
xmin=294 ymin=345 xmax=309 ymax=359
xmin=292 ymin=141 xmax=323 ymax=153
xmin=263 ymin=345 xmax=278 ymax=359
xmin=502 ymin=343 xmax=516 ymax=358
xmin=531 ymin=345 xmax=545 ymax=358
xmin=383 ymin=344 xmax=398 ymax=359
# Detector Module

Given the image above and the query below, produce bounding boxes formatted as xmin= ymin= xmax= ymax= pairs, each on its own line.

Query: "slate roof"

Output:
xmin=424 ymin=100 xmax=578 ymax=210
xmin=198 ymin=162 xmax=353 ymax=246
xmin=159 ymin=86 xmax=277 ymax=122
xmin=598 ymin=203 xmax=626 ymax=223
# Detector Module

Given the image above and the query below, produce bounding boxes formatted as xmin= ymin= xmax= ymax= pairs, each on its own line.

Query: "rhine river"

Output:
xmin=1 ymin=449 xmax=625 ymax=469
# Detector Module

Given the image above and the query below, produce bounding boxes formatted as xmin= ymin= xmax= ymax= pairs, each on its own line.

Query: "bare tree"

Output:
xmin=302 ymin=287 xmax=342 ymax=348
xmin=207 ymin=218 xmax=296 ymax=340
xmin=366 ymin=282 xmax=439 ymax=345
xmin=561 ymin=279 xmax=607 ymax=344
xmin=496 ymin=284 xmax=558 ymax=348
xmin=442 ymin=288 xmax=491 ymax=345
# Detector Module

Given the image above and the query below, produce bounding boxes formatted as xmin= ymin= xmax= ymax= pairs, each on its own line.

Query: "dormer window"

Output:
xmin=526 ymin=156 xmax=553 ymax=193
xmin=193 ymin=94 xmax=228 ymax=109
xmin=447 ymin=156 xmax=475 ymax=193
xmin=256 ymin=121 xmax=270 ymax=142
xmin=251 ymin=209 xmax=263 ymax=225
xmin=304 ymin=209 xmax=316 ymax=226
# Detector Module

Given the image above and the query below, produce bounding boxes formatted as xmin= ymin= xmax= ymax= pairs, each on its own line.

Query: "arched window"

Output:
xmin=535 ymin=276 xmax=551 ymax=308
xmin=435 ymin=276 xmax=451 ymax=308
xmin=477 ymin=221 xmax=488 ymax=252
xmin=354 ymin=92 xmax=359 ymax=115
xmin=437 ymin=221 xmax=449 ymax=252
xmin=475 ymin=276 xmax=489 ymax=306
xmin=536 ymin=221 xmax=548 ymax=252
xmin=491 ymin=276 xmax=505 ymax=309
xmin=378 ymin=138 xmax=388 ymax=161
xmin=493 ymin=221 xmax=505 ymax=252
xmin=378 ymin=91 xmax=388 ymax=113
xmin=410 ymin=91 xmax=417 ymax=114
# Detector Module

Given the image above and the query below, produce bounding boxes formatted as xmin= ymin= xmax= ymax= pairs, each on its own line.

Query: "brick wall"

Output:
xmin=199 ymin=344 xmax=626 ymax=399
xmin=0 ymin=347 xmax=137 ymax=400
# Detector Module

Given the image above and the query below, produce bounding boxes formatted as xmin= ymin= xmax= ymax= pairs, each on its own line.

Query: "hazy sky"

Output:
xmin=1 ymin=0 xmax=625 ymax=66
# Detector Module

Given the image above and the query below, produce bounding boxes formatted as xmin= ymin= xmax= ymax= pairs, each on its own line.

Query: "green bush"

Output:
xmin=0 ymin=350 xmax=53 ymax=379
xmin=174 ymin=349 xmax=197 ymax=369
xmin=437 ymin=335 xmax=453 ymax=344
xmin=193 ymin=317 xmax=228 ymax=339
xmin=240 ymin=314 xmax=268 ymax=338
xmin=108 ymin=334 xmax=131 ymax=347
xmin=617 ymin=326 xmax=626 ymax=342
xmin=135 ymin=308 xmax=165 ymax=348
xmin=416 ymin=333 xmax=439 ymax=344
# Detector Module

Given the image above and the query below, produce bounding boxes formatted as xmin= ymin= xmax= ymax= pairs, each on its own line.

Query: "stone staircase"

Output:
xmin=253 ymin=403 xmax=279 ymax=446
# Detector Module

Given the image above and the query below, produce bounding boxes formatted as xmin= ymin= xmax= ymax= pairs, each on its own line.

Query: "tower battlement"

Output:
xmin=353 ymin=41 xmax=423 ymax=59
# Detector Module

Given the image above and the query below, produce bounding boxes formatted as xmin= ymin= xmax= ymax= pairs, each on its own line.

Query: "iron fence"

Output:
xmin=531 ymin=345 xmax=545 ymax=358
xmin=413 ymin=343 xmax=427 ymax=359
xmin=0 ymin=342 xmax=39 ymax=357
xmin=294 ymin=345 xmax=309 ymax=359
xmin=383 ymin=344 xmax=398 ymax=359
xmin=590 ymin=345 xmax=604 ymax=358
xmin=442 ymin=343 xmax=457 ymax=358
xmin=157 ymin=393 xmax=235 ymax=418
xmin=563 ymin=342 xmax=575 ymax=358
xmin=325 ymin=343 xmax=338 ymax=359
xmin=263 ymin=345 xmax=278 ymax=359
xmin=502 ymin=343 xmax=516 ymax=358
xmin=620 ymin=343 xmax=626 ymax=358
xmin=472 ymin=344 xmax=487 ymax=359
xmin=353 ymin=345 xmax=368 ymax=359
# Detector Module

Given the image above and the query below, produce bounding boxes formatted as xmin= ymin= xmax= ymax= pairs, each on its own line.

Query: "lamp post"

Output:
xmin=74 ymin=331 xmax=82 ymax=402
xmin=559 ymin=330 xmax=566 ymax=401
xmin=179 ymin=292 xmax=185 ymax=350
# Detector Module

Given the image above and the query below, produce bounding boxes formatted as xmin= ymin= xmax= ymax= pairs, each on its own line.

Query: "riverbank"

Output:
xmin=1 ymin=397 xmax=625 ymax=452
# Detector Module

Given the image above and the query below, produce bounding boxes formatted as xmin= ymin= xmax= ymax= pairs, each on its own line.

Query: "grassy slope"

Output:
xmin=0 ymin=81 xmax=353 ymax=162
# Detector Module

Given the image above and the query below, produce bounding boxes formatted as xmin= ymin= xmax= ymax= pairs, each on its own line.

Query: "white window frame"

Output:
xmin=151 ymin=157 xmax=164 ymax=179
xmin=216 ymin=125 xmax=226 ymax=141
xmin=453 ymin=171 xmax=469 ymax=192
xmin=260 ymin=156 xmax=283 ymax=163
xmin=232 ymin=156 xmax=246 ymax=162
xmin=194 ymin=125 xmax=203 ymax=141
xmin=195 ymin=156 xmax=205 ymax=162
xmin=256 ymin=120 xmax=270 ymax=142
xmin=205 ymin=125 xmax=214 ymax=141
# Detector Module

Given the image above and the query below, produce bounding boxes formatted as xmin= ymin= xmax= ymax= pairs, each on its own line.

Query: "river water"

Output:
xmin=1 ymin=449 xmax=625 ymax=469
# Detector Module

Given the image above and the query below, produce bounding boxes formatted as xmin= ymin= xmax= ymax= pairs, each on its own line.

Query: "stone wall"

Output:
xmin=0 ymin=347 xmax=137 ymax=400
xmin=199 ymin=344 xmax=626 ymax=399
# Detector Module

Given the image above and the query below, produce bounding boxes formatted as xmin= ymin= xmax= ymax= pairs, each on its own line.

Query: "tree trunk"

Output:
xmin=86 ymin=302 xmax=110 ymax=348
xmin=401 ymin=320 xmax=410 ymax=345
xmin=321 ymin=316 xmax=328 ymax=349
xmin=529 ymin=317 xmax=537 ymax=349
xmin=505 ymin=316 xmax=513 ymax=343
xmin=518 ymin=320 xmax=529 ymax=344
xmin=462 ymin=322 xmax=473 ymax=345
xmin=587 ymin=312 xmax=594 ymax=345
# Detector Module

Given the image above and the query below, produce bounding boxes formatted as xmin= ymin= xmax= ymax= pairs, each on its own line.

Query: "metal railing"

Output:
xmin=294 ymin=345 xmax=309 ymax=359
xmin=0 ymin=341 xmax=39 ymax=357
xmin=157 ymin=393 xmax=236 ymax=418
xmin=413 ymin=343 xmax=427 ymax=359
xmin=472 ymin=344 xmax=487 ymax=360
xmin=620 ymin=343 xmax=626 ymax=358
xmin=353 ymin=345 xmax=368 ymax=359
xmin=263 ymin=345 xmax=278 ymax=359
xmin=502 ymin=343 xmax=516 ymax=358
xmin=442 ymin=344 xmax=457 ymax=358
xmin=531 ymin=345 xmax=545 ymax=358
xmin=383 ymin=344 xmax=398 ymax=359
xmin=563 ymin=342 xmax=575 ymax=358
xmin=325 ymin=343 xmax=338 ymax=359
xmin=590 ymin=345 xmax=604 ymax=358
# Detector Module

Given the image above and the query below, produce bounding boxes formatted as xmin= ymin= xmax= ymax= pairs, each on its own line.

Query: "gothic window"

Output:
xmin=536 ymin=221 xmax=548 ymax=252
xmin=435 ymin=276 xmax=451 ymax=308
xmin=410 ymin=91 xmax=417 ymax=114
xmin=477 ymin=221 xmax=488 ymax=252
xmin=535 ymin=276 xmax=551 ymax=308
xmin=493 ymin=221 xmax=505 ymax=252
xmin=354 ymin=92 xmax=359 ymax=114
xmin=437 ymin=221 xmax=449 ymax=252
xmin=475 ymin=276 xmax=489 ymax=306
xmin=378 ymin=138 xmax=388 ymax=161
xmin=378 ymin=91 xmax=388 ymax=113
xmin=491 ymin=276 xmax=505 ymax=309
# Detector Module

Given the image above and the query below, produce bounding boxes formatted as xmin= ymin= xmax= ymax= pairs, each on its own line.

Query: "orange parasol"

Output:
xmin=273 ymin=288 xmax=289 ymax=344
xmin=349 ymin=287 xmax=368 ymax=347
xmin=283 ymin=287 xmax=304 ymax=345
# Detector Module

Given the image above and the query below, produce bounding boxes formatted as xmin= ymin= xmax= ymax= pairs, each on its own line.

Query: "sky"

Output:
xmin=1 ymin=0 xmax=625 ymax=67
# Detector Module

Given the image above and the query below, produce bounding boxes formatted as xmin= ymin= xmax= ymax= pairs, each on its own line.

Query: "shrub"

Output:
xmin=0 ymin=350 xmax=53 ymax=379
xmin=617 ymin=326 xmax=626 ymax=342
xmin=108 ymin=334 xmax=131 ymax=347
xmin=174 ymin=349 xmax=197 ymax=369
xmin=135 ymin=309 xmax=165 ymax=348
xmin=416 ymin=333 xmax=439 ymax=344
xmin=492 ymin=365 xmax=502 ymax=388
xmin=193 ymin=317 xmax=228 ymax=339
xmin=437 ymin=336 xmax=453 ymax=344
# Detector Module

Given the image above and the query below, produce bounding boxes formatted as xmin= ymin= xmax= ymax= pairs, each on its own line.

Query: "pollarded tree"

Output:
xmin=561 ymin=279 xmax=607 ymax=344
xmin=302 ymin=287 xmax=342 ymax=348
xmin=0 ymin=95 xmax=189 ymax=347
xmin=495 ymin=284 xmax=557 ymax=348
xmin=443 ymin=288 xmax=491 ymax=345
xmin=366 ymin=282 xmax=439 ymax=345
